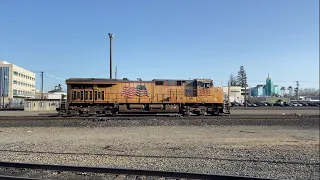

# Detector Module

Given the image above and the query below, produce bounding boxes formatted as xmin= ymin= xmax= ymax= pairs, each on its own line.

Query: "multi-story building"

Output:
xmin=222 ymin=86 xmax=246 ymax=103
xmin=250 ymin=85 xmax=265 ymax=97
xmin=0 ymin=61 xmax=36 ymax=106
xmin=250 ymin=74 xmax=284 ymax=97
xmin=273 ymin=85 xmax=283 ymax=96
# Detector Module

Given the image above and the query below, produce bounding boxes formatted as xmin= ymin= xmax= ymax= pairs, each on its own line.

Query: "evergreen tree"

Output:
xmin=237 ymin=66 xmax=248 ymax=87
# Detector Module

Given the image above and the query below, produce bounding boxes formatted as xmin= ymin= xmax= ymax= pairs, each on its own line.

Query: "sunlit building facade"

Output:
xmin=0 ymin=61 xmax=36 ymax=106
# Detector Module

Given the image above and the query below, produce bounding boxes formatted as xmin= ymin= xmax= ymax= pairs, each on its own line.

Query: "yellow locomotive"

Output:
xmin=61 ymin=78 xmax=230 ymax=116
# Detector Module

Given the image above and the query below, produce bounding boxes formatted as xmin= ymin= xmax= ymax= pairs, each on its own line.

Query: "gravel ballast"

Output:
xmin=0 ymin=125 xmax=319 ymax=179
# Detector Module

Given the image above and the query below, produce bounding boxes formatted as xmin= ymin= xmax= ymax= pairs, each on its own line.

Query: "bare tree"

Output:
xmin=280 ymin=87 xmax=286 ymax=97
xmin=299 ymin=88 xmax=320 ymax=96
xmin=229 ymin=73 xmax=238 ymax=86
xmin=288 ymin=86 xmax=293 ymax=97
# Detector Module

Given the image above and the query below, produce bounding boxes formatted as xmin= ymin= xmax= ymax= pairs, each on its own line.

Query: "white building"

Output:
xmin=222 ymin=86 xmax=250 ymax=103
xmin=48 ymin=85 xmax=67 ymax=100
xmin=0 ymin=61 xmax=36 ymax=107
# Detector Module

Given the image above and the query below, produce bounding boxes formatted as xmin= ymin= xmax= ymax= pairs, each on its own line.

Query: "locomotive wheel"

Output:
xmin=210 ymin=107 xmax=220 ymax=116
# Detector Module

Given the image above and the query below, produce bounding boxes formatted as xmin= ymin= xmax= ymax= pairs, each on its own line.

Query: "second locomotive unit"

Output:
xmin=59 ymin=78 xmax=230 ymax=116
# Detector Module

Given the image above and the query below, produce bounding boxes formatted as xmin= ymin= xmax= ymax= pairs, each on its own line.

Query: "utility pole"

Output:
xmin=108 ymin=33 xmax=114 ymax=79
xmin=2 ymin=74 xmax=7 ymax=108
xmin=296 ymin=81 xmax=299 ymax=102
xmin=227 ymin=80 xmax=230 ymax=102
xmin=115 ymin=66 xmax=117 ymax=79
xmin=244 ymin=78 xmax=247 ymax=110
xmin=41 ymin=71 xmax=44 ymax=99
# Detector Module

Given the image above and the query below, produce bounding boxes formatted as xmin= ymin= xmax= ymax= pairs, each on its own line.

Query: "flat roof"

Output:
xmin=25 ymin=99 xmax=61 ymax=101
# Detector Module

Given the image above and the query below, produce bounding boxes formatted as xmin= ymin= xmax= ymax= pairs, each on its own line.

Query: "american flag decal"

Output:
xmin=121 ymin=85 xmax=149 ymax=98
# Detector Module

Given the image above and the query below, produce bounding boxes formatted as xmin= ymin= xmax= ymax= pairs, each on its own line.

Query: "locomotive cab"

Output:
xmin=196 ymin=79 xmax=215 ymax=97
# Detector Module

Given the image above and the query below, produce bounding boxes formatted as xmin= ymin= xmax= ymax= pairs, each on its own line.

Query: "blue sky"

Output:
xmin=0 ymin=0 xmax=319 ymax=91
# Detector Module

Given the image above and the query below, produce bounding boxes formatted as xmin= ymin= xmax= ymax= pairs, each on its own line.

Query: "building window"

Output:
xmin=13 ymin=80 xmax=17 ymax=84
xmin=0 ymin=67 xmax=9 ymax=97
xmin=13 ymin=71 xmax=18 ymax=76
xmin=13 ymin=89 xmax=17 ymax=95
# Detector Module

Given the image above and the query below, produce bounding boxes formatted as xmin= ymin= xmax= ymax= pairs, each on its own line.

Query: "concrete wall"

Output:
xmin=48 ymin=92 xmax=67 ymax=99
xmin=24 ymin=99 xmax=60 ymax=111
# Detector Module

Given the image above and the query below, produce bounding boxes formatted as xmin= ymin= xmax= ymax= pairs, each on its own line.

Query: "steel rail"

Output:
xmin=0 ymin=175 xmax=41 ymax=180
xmin=0 ymin=161 xmax=273 ymax=180
xmin=0 ymin=114 xmax=315 ymax=121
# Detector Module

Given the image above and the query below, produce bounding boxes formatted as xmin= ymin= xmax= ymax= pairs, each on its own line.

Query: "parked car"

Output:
xmin=273 ymin=102 xmax=284 ymax=107
xmin=265 ymin=102 xmax=273 ymax=106
xmin=255 ymin=102 xmax=267 ymax=106
xmin=283 ymin=102 xmax=290 ymax=106
xmin=231 ymin=102 xmax=243 ymax=107
xmin=251 ymin=103 xmax=259 ymax=107
xmin=291 ymin=102 xmax=302 ymax=107
xmin=308 ymin=102 xmax=320 ymax=106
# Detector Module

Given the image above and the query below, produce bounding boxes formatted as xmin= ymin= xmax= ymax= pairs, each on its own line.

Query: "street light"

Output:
xmin=108 ymin=33 xmax=114 ymax=79
xmin=2 ymin=75 xmax=7 ymax=108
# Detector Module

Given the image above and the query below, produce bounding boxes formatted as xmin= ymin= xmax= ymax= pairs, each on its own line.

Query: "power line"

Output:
xmin=45 ymin=73 xmax=65 ymax=81
xmin=214 ymin=80 xmax=319 ymax=83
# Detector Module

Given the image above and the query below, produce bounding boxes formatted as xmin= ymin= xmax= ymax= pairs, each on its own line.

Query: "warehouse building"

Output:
xmin=24 ymin=85 xmax=67 ymax=111
xmin=24 ymin=99 xmax=61 ymax=112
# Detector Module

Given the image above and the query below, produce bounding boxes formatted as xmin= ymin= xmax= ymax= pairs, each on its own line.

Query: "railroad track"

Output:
xmin=0 ymin=161 xmax=272 ymax=180
xmin=0 ymin=114 xmax=317 ymax=121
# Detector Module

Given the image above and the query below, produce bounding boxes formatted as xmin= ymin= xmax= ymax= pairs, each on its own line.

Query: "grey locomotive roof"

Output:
xmin=65 ymin=78 xmax=207 ymax=82
xmin=66 ymin=78 xmax=120 ymax=82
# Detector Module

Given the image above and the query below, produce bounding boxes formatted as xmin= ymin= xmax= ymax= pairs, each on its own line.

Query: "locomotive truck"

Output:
xmin=58 ymin=78 xmax=230 ymax=116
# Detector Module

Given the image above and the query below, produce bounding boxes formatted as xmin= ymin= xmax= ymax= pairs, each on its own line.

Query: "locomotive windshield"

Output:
xmin=198 ymin=82 xmax=212 ymax=88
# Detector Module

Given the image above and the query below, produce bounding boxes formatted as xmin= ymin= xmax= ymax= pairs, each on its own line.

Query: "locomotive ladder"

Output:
xmin=223 ymin=100 xmax=231 ymax=114
xmin=59 ymin=95 xmax=67 ymax=113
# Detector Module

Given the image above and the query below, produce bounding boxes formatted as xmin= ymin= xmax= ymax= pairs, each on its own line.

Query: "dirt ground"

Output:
xmin=0 ymin=125 xmax=319 ymax=179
